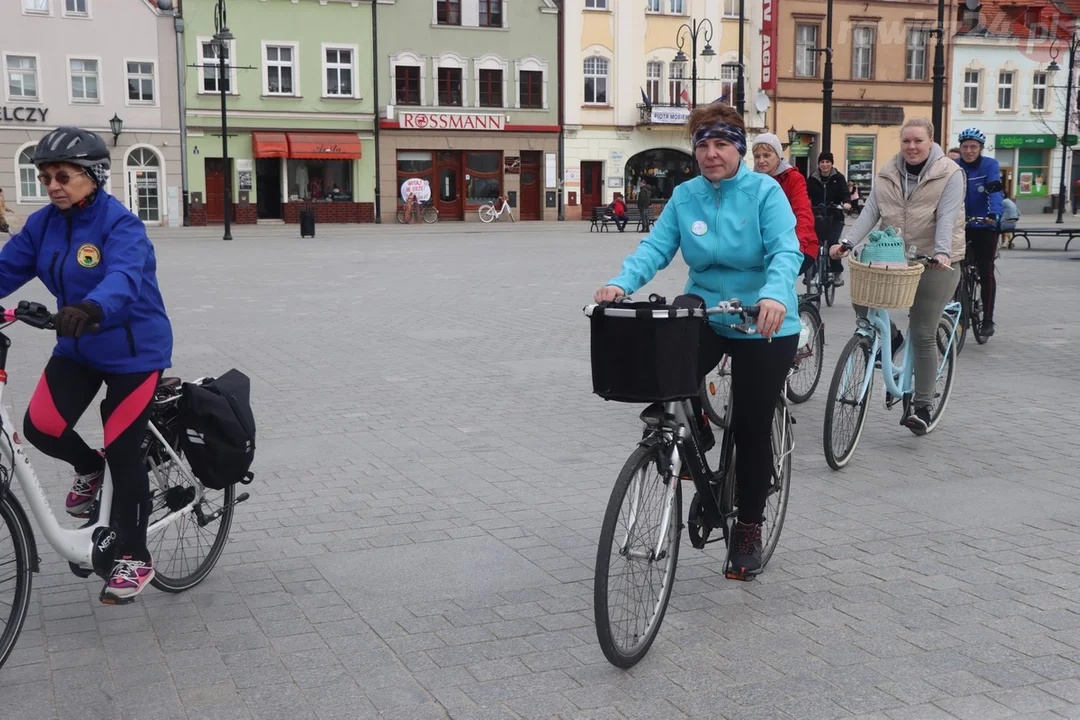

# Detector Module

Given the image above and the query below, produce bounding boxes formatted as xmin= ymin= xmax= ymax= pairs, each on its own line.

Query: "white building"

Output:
xmin=950 ymin=3 xmax=1079 ymax=215
xmin=1 ymin=0 xmax=181 ymax=227
xmin=562 ymin=0 xmax=765 ymax=220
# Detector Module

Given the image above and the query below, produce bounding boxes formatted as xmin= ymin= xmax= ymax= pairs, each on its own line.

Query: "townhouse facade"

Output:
xmin=1 ymin=0 xmax=182 ymax=226
xmin=562 ymin=0 xmax=767 ymax=219
xmin=181 ymin=0 xmax=376 ymax=226
xmin=377 ymin=0 xmax=561 ymax=222
xmin=950 ymin=1 xmax=1079 ymax=215
xmin=772 ymin=0 xmax=946 ymax=197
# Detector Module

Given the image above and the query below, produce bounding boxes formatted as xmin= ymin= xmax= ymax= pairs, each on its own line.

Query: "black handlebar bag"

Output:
xmin=178 ymin=369 xmax=256 ymax=490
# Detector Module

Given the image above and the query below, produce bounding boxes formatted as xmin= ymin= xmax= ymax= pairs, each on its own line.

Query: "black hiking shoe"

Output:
xmin=728 ymin=520 xmax=763 ymax=576
xmin=980 ymin=320 xmax=995 ymax=337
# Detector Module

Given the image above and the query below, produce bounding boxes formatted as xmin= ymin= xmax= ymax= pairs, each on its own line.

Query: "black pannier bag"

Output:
xmin=586 ymin=296 xmax=706 ymax=403
xmin=178 ymin=369 xmax=256 ymax=490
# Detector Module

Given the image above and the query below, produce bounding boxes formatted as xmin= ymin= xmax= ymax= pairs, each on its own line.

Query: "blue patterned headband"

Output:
xmin=692 ymin=122 xmax=747 ymax=156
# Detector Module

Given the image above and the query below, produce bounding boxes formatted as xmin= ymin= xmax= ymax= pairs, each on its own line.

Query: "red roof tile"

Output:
xmin=959 ymin=1 xmax=1078 ymax=40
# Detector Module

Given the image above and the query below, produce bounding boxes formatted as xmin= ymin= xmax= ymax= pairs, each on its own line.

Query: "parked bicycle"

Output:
xmin=478 ymin=195 xmax=514 ymax=223
xmin=953 ymin=215 xmax=998 ymax=352
xmin=396 ymin=198 xmax=439 ymax=224
xmin=0 ymin=301 xmax=250 ymax=669
xmin=586 ymin=295 xmax=793 ymax=668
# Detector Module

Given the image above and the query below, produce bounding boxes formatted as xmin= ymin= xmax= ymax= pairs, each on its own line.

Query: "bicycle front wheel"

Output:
xmin=954 ymin=277 xmax=970 ymax=355
xmin=422 ymin=206 xmax=439 ymax=224
xmin=396 ymin=209 xmax=406 ymax=224
xmin=478 ymin=204 xmax=496 ymax=223
xmin=594 ymin=444 xmax=681 ymax=669
xmin=0 ymin=493 xmax=34 ymax=670
xmin=700 ymin=354 xmax=732 ymax=427
xmin=926 ymin=315 xmax=958 ymax=431
xmin=823 ymin=334 xmax=875 ymax=470
xmin=787 ymin=303 xmax=824 ymax=404
xmin=825 ymin=281 xmax=836 ymax=307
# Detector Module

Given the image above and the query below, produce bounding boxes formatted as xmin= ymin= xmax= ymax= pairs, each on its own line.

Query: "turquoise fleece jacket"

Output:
xmin=608 ymin=163 xmax=802 ymax=339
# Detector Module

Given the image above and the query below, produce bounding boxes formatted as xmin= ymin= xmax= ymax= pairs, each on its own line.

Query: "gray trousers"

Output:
xmin=856 ymin=265 xmax=959 ymax=407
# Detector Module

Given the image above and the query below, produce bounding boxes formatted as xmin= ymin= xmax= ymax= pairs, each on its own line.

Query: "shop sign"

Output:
xmin=995 ymin=133 xmax=1077 ymax=148
xmin=761 ymin=0 xmax=777 ymax=90
xmin=399 ymin=112 xmax=506 ymax=131
xmin=832 ymin=105 xmax=904 ymax=126
xmin=0 ymin=106 xmax=49 ymax=122
xmin=400 ymin=178 xmax=431 ymax=202
xmin=649 ymin=106 xmax=690 ymax=125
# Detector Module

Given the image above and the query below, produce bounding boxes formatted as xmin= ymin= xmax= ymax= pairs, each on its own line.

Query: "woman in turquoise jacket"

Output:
xmin=594 ymin=102 xmax=801 ymax=575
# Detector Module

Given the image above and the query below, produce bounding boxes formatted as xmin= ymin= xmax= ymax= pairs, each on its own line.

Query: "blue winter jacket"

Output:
xmin=609 ymin=164 xmax=803 ymax=339
xmin=954 ymin=155 xmax=1004 ymax=230
xmin=0 ymin=190 xmax=172 ymax=374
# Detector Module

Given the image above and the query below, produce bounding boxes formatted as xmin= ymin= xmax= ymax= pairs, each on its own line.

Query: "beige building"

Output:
xmin=1 ymin=0 xmax=181 ymax=227
xmin=772 ymin=0 xmax=948 ymax=197
xmin=562 ymin=0 xmax=767 ymax=220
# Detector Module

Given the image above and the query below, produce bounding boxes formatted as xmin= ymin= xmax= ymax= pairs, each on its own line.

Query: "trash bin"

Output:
xmin=299 ymin=210 xmax=316 ymax=238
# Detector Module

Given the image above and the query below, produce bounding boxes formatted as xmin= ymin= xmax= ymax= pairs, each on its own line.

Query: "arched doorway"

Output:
xmin=624 ymin=148 xmax=696 ymax=205
xmin=125 ymin=147 xmax=162 ymax=224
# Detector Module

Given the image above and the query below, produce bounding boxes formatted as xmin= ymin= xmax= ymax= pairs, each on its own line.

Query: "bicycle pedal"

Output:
xmin=98 ymin=588 xmax=137 ymax=606
xmin=724 ymin=566 xmax=761 ymax=582
xmin=68 ymin=562 xmax=94 ymax=579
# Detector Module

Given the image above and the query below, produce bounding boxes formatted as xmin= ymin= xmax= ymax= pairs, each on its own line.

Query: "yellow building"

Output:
xmin=772 ymin=0 xmax=948 ymax=196
xmin=562 ymin=0 xmax=766 ymax=220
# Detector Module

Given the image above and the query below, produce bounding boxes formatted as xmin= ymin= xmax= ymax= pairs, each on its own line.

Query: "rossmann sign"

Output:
xmin=399 ymin=112 xmax=506 ymax=131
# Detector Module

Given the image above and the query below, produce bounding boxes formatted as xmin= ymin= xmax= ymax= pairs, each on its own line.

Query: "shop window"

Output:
xmin=286 ymin=159 xmax=353 ymax=202
xmin=623 ymin=148 xmax=694 ymax=201
xmin=397 ymin=151 xmax=434 ymax=205
xmin=465 ymin=151 xmax=502 ymax=205
xmin=1015 ymin=148 xmax=1049 ymax=199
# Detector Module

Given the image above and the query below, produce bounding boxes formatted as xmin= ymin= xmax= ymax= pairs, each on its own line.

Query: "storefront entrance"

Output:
xmin=204 ymin=158 xmax=230 ymax=223
xmin=623 ymin=149 xmax=695 ymax=203
xmin=397 ymin=150 xmax=503 ymax=220
xmin=519 ymin=151 xmax=542 ymax=220
xmin=580 ymin=161 xmax=604 ymax=217
xmin=125 ymin=148 xmax=162 ymax=225
xmin=256 ymin=158 xmax=282 ymax=219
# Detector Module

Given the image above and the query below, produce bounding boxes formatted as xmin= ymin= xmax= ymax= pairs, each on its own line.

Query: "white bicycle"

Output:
xmin=478 ymin=195 xmax=515 ymax=223
xmin=0 ymin=301 xmax=251 ymax=669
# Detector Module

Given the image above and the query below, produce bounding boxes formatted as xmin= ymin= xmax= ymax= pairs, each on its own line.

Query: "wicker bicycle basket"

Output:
xmin=848 ymin=259 xmax=925 ymax=309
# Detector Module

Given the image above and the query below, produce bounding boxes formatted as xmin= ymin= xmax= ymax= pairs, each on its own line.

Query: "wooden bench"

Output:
xmin=1007 ymin=226 xmax=1080 ymax=250
xmin=589 ymin=206 xmax=655 ymax=233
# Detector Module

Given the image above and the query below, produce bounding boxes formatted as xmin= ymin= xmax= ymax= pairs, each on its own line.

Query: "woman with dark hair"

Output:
xmin=594 ymin=103 xmax=801 ymax=575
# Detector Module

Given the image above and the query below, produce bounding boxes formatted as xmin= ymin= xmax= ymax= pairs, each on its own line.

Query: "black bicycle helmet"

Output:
xmin=32 ymin=126 xmax=111 ymax=170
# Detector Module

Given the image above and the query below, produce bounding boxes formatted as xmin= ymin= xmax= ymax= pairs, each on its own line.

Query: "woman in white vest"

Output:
xmin=831 ymin=118 xmax=964 ymax=436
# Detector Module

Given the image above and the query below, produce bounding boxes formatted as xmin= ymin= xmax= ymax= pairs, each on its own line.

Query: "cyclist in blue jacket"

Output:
xmin=0 ymin=127 xmax=172 ymax=603
xmin=954 ymin=128 xmax=1004 ymax=337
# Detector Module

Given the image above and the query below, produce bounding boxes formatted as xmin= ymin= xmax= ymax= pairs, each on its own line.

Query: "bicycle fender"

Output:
xmin=2 ymin=493 xmax=40 ymax=574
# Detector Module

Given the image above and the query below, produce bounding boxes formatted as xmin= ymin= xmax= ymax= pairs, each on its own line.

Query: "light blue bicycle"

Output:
xmin=823 ymin=249 xmax=961 ymax=470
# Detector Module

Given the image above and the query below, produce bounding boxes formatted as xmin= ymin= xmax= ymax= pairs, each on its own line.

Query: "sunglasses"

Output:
xmin=37 ymin=170 xmax=87 ymax=186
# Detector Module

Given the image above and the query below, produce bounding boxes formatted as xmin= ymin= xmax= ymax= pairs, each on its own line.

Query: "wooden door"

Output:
xmin=435 ymin=151 xmax=462 ymax=220
xmin=581 ymin=161 xmax=603 ymax=218
xmin=204 ymin=158 xmax=228 ymax=223
xmin=519 ymin=151 xmax=542 ymax=220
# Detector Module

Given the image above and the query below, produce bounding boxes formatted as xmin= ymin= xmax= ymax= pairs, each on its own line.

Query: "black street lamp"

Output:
xmin=736 ymin=0 xmax=745 ymax=116
xmin=673 ymin=18 xmax=715 ymax=110
xmin=1048 ymin=27 xmax=1078 ymax=224
xmin=929 ymin=0 xmax=947 ymax=145
xmin=214 ymin=0 xmax=234 ymax=241
xmin=813 ymin=0 xmax=835 ymax=155
xmin=109 ymin=113 xmax=123 ymax=146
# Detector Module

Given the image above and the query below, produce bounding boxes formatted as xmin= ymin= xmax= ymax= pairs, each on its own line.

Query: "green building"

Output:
xmin=182 ymin=0 xmax=376 ymax=225
xmin=377 ymin=0 xmax=561 ymax=221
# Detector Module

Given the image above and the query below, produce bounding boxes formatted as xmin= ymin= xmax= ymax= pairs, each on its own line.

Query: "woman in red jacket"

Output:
xmin=752 ymin=134 xmax=818 ymax=278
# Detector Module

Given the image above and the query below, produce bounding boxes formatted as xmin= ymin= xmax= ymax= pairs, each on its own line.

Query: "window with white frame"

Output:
xmin=795 ymin=24 xmax=819 ymax=78
xmin=997 ymin=70 xmax=1014 ymax=110
xmin=851 ymin=26 xmax=874 ymax=80
xmin=669 ymin=0 xmax=685 ymax=12
xmin=646 ymin=61 xmax=662 ymax=103
xmin=391 ymin=52 xmax=425 ymax=106
xmin=435 ymin=53 xmax=467 ymax=106
xmin=585 ymin=0 xmax=607 ymax=9
xmin=265 ymin=44 xmax=297 ymax=95
xmin=669 ymin=63 xmax=686 ymax=105
xmin=963 ymin=69 xmax=981 ymax=110
xmin=906 ymin=28 xmax=928 ymax=81
xmin=6 ymin=56 xmax=39 ymax=100
xmin=200 ymin=38 xmax=235 ymax=94
xmin=475 ymin=55 xmax=507 ymax=108
xmin=723 ymin=0 xmax=740 ymax=17
xmin=324 ymin=46 xmax=355 ymax=97
xmin=515 ymin=56 xmax=548 ymax=109
xmin=720 ymin=63 xmax=740 ymax=103
xmin=69 ymin=58 xmax=99 ymax=102
xmin=583 ymin=56 xmax=608 ymax=104
xmin=17 ymin=146 xmax=47 ymax=203
xmin=1032 ymin=70 xmax=1048 ymax=111
xmin=646 ymin=0 xmax=660 ymax=11
xmin=24 ymin=0 xmax=49 ymax=14
xmin=126 ymin=61 xmax=155 ymax=104
xmin=64 ymin=0 xmax=87 ymax=15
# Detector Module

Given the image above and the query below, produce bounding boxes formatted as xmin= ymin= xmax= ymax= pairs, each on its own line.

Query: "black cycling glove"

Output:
xmin=55 ymin=301 xmax=103 ymax=338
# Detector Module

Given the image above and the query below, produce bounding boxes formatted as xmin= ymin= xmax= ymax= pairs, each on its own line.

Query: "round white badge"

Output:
xmin=691 ymin=221 xmax=708 ymax=236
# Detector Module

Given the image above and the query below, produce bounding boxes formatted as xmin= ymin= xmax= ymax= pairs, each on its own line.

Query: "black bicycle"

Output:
xmin=808 ymin=203 xmax=846 ymax=308
xmin=585 ymin=295 xmax=793 ymax=668
xmin=954 ymin=216 xmax=998 ymax=352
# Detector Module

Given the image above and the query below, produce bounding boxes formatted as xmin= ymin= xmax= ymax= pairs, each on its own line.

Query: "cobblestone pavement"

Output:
xmin=1 ymin=220 xmax=1079 ymax=719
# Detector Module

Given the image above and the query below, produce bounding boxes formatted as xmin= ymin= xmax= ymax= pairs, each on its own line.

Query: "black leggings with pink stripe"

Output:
xmin=24 ymin=356 xmax=160 ymax=559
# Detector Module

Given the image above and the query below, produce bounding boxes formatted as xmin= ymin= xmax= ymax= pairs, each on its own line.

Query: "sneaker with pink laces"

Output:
xmin=100 ymin=555 xmax=155 ymax=604
xmin=65 ymin=464 xmax=104 ymax=516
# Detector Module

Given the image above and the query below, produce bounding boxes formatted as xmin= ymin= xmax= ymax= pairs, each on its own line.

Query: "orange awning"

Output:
xmin=286 ymin=133 xmax=362 ymax=159
xmin=252 ymin=132 xmax=288 ymax=158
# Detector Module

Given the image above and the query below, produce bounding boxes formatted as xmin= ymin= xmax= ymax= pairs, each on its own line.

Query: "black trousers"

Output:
xmin=815 ymin=215 xmax=845 ymax=273
xmin=691 ymin=328 xmax=799 ymax=523
xmin=965 ymin=228 xmax=998 ymax=322
xmin=24 ymin=356 xmax=160 ymax=558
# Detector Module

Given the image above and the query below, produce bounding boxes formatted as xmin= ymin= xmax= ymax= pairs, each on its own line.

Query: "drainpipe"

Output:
xmin=175 ymin=11 xmax=190 ymax=226
xmin=371 ymin=0 xmax=383 ymax=223
xmin=557 ymin=0 xmax=565 ymax=221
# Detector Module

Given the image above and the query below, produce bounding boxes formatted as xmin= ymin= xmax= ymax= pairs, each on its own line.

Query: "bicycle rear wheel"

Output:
xmin=144 ymin=429 xmax=235 ymax=593
xmin=787 ymin=302 xmax=824 ymax=404
xmin=970 ymin=272 xmax=988 ymax=344
xmin=823 ymin=334 xmax=875 ymax=470
xmin=700 ymin=354 xmax=731 ymax=427
xmin=396 ymin=209 xmax=406 ymax=224
xmin=0 ymin=493 xmax=34 ymax=670
xmin=594 ymin=444 xmax=681 ymax=669
xmin=824 ymin=282 xmax=836 ymax=308
xmin=478 ymin=204 xmax=496 ymax=223
xmin=422 ymin=206 xmax=439 ymax=224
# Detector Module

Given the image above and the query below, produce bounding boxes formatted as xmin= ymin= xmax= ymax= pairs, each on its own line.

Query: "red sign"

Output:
xmin=761 ymin=0 xmax=777 ymax=91
xmin=399 ymin=112 xmax=506 ymax=131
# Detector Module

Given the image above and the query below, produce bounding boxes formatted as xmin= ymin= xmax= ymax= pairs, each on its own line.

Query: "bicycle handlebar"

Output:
xmin=0 ymin=301 xmax=100 ymax=334
xmin=837 ymin=240 xmax=943 ymax=266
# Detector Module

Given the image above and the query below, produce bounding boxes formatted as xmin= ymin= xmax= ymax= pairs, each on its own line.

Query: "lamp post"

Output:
xmin=929 ymin=0 xmax=946 ymax=145
xmin=814 ymin=0 xmax=835 ymax=155
xmin=109 ymin=114 xmax=123 ymax=147
xmin=214 ymin=0 xmax=234 ymax=241
xmin=736 ymin=0 xmax=745 ymax=115
xmin=1049 ymin=26 xmax=1078 ymax=224
xmin=673 ymin=18 xmax=716 ymax=110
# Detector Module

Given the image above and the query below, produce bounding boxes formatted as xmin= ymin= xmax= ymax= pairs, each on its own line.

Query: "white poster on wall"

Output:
xmin=545 ymin=153 xmax=557 ymax=189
